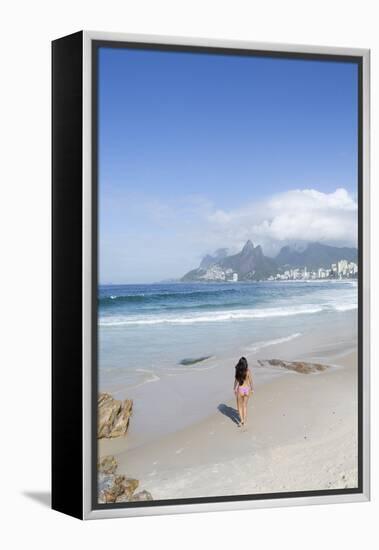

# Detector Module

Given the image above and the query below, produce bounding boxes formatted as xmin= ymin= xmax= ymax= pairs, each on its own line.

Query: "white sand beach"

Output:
xmin=99 ymin=328 xmax=358 ymax=500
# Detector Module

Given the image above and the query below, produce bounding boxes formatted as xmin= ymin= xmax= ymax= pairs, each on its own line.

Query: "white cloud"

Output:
xmin=206 ymin=188 xmax=357 ymax=256
xmin=100 ymin=187 xmax=358 ymax=282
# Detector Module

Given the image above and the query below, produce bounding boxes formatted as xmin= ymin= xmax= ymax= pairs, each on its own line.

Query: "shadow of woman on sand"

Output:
xmin=218 ymin=403 xmax=240 ymax=425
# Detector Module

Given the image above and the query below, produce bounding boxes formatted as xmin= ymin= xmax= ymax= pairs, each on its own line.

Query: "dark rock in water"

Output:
xmin=257 ymin=359 xmax=328 ymax=374
xmin=98 ymin=392 xmax=133 ymax=439
xmin=130 ymin=490 xmax=153 ymax=502
xmin=180 ymin=355 xmax=212 ymax=366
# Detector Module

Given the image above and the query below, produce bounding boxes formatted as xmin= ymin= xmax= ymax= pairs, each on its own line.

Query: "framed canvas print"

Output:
xmin=52 ymin=31 xmax=370 ymax=520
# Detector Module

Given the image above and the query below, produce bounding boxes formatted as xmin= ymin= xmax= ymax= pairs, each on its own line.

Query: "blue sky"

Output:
xmin=98 ymin=47 xmax=358 ymax=283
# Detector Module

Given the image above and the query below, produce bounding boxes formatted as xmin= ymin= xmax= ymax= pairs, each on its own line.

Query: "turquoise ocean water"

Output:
xmin=98 ymin=280 xmax=357 ymax=392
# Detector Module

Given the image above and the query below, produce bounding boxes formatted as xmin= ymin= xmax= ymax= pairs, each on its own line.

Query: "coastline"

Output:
xmin=100 ymin=308 xmax=357 ymax=447
xmin=99 ymin=331 xmax=358 ymax=499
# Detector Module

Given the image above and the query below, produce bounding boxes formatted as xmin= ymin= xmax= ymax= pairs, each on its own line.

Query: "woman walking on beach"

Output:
xmin=234 ymin=357 xmax=254 ymax=427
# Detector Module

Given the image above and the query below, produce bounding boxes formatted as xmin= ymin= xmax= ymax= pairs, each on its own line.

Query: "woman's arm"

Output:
xmin=233 ymin=378 xmax=238 ymax=392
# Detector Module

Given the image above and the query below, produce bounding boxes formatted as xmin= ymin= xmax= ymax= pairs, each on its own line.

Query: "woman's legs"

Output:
xmin=243 ymin=395 xmax=249 ymax=425
xmin=236 ymin=392 xmax=243 ymax=425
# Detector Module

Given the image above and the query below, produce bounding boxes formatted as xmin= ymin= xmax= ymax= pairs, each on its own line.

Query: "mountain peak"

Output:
xmin=276 ymin=241 xmax=357 ymax=269
xmin=241 ymin=240 xmax=254 ymax=254
xmin=182 ymin=241 xmax=357 ymax=282
xmin=214 ymin=248 xmax=229 ymax=259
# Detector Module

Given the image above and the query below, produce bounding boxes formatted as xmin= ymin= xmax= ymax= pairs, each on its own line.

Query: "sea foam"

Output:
xmin=99 ymin=304 xmax=335 ymax=327
xmin=246 ymin=332 xmax=302 ymax=353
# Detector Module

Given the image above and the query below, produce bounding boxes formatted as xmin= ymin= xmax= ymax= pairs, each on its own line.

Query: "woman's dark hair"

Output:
xmin=235 ymin=356 xmax=248 ymax=385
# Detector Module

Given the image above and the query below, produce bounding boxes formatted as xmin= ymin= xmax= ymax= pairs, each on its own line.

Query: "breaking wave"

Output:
xmin=99 ymin=302 xmax=356 ymax=327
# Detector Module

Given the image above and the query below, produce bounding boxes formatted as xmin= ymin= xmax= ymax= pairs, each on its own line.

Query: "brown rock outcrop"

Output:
xmin=98 ymin=393 xmax=133 ymax=439
xmin=257 ymin=359 xmax=328 ymax=374
xmin=98 ymin=455 xmax=118 ymax=474
xmin=97 ymin=455 xmax=153 ymax=504
xmin=131 ymin=490 xmax=153 ymax=502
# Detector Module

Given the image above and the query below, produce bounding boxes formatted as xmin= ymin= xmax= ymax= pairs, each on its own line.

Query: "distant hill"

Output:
xmin=219 ymin=241 xmax=277 ymax=280
xmin=182 ymin=240 xmax=276 ymax=282
xmin=275 ymin=242 xmax=358 ymax=269
xmin=200 ymin=248 xmax=229 ymax=269
xmin=181 ymin=241 xmax=358 ymax=282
